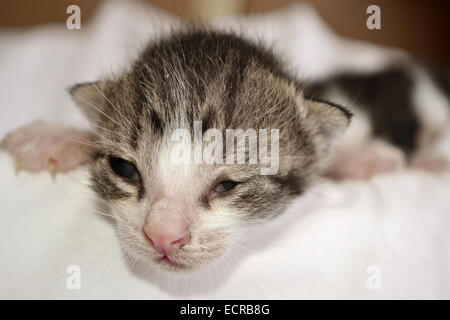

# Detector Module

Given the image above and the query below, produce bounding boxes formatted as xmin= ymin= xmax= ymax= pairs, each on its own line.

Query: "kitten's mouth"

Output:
xmin=160 ymin=255 xmax=187 ymax=270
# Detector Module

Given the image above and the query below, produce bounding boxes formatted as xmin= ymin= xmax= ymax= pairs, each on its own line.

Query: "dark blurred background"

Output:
xmin=0 ymin=0 xmax=449 ymax=67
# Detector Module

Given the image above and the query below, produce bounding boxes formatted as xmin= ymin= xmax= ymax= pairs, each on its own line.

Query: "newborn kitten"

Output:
xmin=304 ymin=59 xmax=450 ymax=179
xmin=1 ymin=29 xmax=448 ymax=273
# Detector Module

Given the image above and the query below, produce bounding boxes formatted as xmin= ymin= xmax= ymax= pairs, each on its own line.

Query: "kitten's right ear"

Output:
xmin=69 ymin=82 xmax=106 ymax=122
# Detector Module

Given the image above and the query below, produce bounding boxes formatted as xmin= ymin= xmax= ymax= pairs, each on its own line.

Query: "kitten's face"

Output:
xmin=91 ymin=143 xmax=298 ymax=273
xmin=71 ymin=31 xmax=350 ymax=273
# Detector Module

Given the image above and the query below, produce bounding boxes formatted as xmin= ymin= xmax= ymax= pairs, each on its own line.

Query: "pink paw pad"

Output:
xmin=1 ymin=121 xmax=95 ymax=174
xmin=411 ymin=153 xmax=449 ymax=173
xmin=327 ymin=142 xmax=406 ymax=180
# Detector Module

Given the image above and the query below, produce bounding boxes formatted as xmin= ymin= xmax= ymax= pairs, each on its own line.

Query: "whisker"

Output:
xmin=72 ymin=92 xmax=127 ymax=130
xmin=61 ymin=135 xmax=97 ymax=148
xmin=278 ymin=109 xmax=303 ymax=130
xmin=88 ymin=123 xmax=132 ymax=142
xmin=253 ymin=97 xmax=288 ymax=123
xmin=226 ymin=245 xmax=273 ymax=291
xmin=90 ymin=81 xmax=133 ymax=127
xmin=232 ymin=242 xmax=283 ymax=273
xmin=89 ymin=123 xmax=124 ymax=136
xmin=270 ymin=243 xmax=318 ymax=260
xmin=92 ymin=209 xmax=124 ymax=223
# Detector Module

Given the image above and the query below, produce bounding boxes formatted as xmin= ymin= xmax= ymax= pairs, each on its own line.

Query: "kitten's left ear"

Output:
xmin=302 ymin=97 xmax=352 ymax=155
xmin=69 ymin=81 xmax=107 ymax=122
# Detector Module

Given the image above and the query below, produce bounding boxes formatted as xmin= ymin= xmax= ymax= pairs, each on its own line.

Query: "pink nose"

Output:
xmin=144 ymin=225 xmax=189 ymax=256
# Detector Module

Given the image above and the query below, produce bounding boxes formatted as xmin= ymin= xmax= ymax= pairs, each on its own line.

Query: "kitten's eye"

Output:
xmin=109 ymin=157 xmax=140 ymax=182
xmin=214 ymin=181 xmax=238 ymax=194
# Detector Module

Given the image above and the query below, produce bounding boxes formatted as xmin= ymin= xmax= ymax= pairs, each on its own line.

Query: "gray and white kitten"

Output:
xmin=1 ymin=29 xmax=448 ymax=274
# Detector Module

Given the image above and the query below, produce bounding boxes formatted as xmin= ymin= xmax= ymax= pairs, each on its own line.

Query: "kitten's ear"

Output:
xmin=302 ymin=97 xmax=352 ymax=154
xmin=69 ymin=82 xmax=106 ymax=122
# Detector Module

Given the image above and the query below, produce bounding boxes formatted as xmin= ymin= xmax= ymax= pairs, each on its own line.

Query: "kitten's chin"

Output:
xmin=154 ymin=256 xmax=198 ymax=273
xmin=123 ymin=245 xmax=218 ymax=275
xmin=136 ymin=255 xmax=212 ymax=275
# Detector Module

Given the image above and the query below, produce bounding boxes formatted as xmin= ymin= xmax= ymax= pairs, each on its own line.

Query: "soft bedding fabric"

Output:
xmin=0 ymin=0 xmax=449 ymax=299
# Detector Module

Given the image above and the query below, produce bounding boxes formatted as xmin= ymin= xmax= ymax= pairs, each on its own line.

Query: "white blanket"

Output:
xmin=0 ymin=0 xmax=449 ymax=299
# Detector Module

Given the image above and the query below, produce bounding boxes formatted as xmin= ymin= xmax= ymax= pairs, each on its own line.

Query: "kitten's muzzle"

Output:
xmin=143 ymin=197 xmax=190 ymax=256
xmin=144 ymin=225 xmax=189 ymax=256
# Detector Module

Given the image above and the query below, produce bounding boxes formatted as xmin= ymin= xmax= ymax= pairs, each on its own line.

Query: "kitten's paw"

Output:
xmin=327 ymin=141 xmax=406 ymax=180
xmin=410 ymin=152 xmax=449 ymax=173
xmin=1 ymin=121 xmax=95 ymax=175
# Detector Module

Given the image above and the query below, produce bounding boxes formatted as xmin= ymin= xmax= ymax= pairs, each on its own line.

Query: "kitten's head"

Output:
xmin=70 ymin=30 xmax=350 ymax=273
